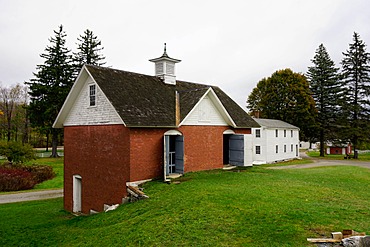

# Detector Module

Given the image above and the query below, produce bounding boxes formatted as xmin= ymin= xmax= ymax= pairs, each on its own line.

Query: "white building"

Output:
xmin=252 ymin=118 xmax=300 ymax=165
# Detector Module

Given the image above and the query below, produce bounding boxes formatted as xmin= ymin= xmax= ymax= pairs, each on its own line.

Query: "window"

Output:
xmin=256 ymin=146 xmax=261 ymax=154
xmin=291 ymin=144 xmax=293 ymax=152
xmin=89 ymin=84 xmax=96 ymax=107
xmin=291 ymin=130 xmax=293 ymax=137
xmin=284 ymin=130 xmax=286 ymax=137
xmin=275 ymin=129 xmax=278 ymax=137
xmin=276 ymin=145 xmax=279 ymax=153
xmin=284 ymin=145 xmax=287 ymax=153
xmin=255 ymin=129 xmax=261 ymax=138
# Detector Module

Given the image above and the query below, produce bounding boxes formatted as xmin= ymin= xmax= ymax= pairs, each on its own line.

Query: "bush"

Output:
xmin=0 ymin=167 xmax=36 ymax=191
xmin=0 ymin=141 xmax=36 ymax=164
xmin=21 ymin=164 xmax=55 ymax=184
xmin=0 ymin=163 xmax=55 ymax=192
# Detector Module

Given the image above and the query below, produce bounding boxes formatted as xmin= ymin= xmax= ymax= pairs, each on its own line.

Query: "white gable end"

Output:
xmin=64 ymin=76 xmax=124 ymax=126
xmin=182 ymin=95 xmax=228 ymax=126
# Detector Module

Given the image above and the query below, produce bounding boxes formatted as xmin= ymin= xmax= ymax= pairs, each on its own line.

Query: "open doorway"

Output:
xmin=164 ymin=130 xmax=184 ymax=181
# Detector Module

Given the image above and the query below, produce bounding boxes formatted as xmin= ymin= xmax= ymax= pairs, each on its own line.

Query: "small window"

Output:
xmin=275 ymin=129 xmax=278 ymax=137
xmin=255 ymin=129 xmax=261 ymax=138
xmin=276 ymin=145 xmax=279 ymax=153
xmin=291 ymin=144 xmax=293 ymax=152
xmin=89 ymin=84 xmax=96 ymax=107
xmin=291 ymin=130 xmax=293 ymax=137
xmin=284 ymin=145 xmax=287 ymax=153
xmin=256 ymin=146 xmax=261 ymax=154
xmin=284 ymin=130 xmax=286 ymax=137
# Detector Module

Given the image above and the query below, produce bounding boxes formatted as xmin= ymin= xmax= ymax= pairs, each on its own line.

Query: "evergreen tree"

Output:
xmin=341 ymin=32 xmax=370 ymax=158
xmin=26 ymin=25 xmax=74 ymax=157
xmin=247 ymin=69 xmax=317 ymax=141
xmin=307 ymin=44 xmax=342 ymax=157
xmin=74 ymin=29 xmax=105 ymax=74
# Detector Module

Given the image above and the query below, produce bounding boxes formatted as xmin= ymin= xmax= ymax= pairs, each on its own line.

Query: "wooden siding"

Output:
xmin=182 ymin=96 xmax=228 ymax=126
xmin=64 ymin=76 xmax=123 ymax=126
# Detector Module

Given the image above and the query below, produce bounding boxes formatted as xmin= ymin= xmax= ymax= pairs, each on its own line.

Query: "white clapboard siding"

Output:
xmin=64 ymin=77 xmax=123 ymax=126
xmin=252 ymin=127 xmax=300 ymax=164
xmin=182 ymin=96 xmax=228 ymax=126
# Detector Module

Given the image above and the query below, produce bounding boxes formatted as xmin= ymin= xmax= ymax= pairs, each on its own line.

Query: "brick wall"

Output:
xmin=129 ymin=128 xmax=167 ymax=182
xmin=64 ymin=125 xmax=130 ymax=214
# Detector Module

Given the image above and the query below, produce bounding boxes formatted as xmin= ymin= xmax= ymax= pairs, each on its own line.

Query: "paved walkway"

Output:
xmin=269 ymin=152 xmax=370 ymax=170
xmin=0 ymin=189 xmax=63 ymax=204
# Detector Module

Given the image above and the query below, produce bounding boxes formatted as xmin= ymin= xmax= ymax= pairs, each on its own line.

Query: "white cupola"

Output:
xmin=149 ymin=43 xmax=181 ymax=85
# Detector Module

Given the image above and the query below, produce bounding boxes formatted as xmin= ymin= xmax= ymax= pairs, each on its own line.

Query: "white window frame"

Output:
xmin=284 ymin=130 xmax=286 ymax=137
xmin=276 ymin=145 xmax=279 ymax=153
xmin=275 ymin=129 xmax=278 ymax=137
xmin=256 ymin=145 xmax=261 ymax=154
xmin=89 ymin=84 xmax=97 ymax=107
xmin=284 ymin=145 xmax=287 ymax=153
xmin=291 ymin=130 xmax=293 ymax=137
xmin=255 ymin=129 xmax=261 ymax=138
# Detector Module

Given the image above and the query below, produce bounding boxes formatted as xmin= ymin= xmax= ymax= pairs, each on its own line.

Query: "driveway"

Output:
xmin=269 ymin=152 xmax=370 ymax=170
xmin=0 ymin=189 xmax=63 ymax=204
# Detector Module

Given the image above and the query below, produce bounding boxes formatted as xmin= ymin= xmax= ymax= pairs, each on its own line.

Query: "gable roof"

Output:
xmin=54 ymin=65 xmax=259 ymax=128
xmin=253 ymin=118 xmax=299 ymax=129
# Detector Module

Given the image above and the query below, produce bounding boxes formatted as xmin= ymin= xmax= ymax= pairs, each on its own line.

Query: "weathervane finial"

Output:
xmin=163 ymin=43 xmax=167 ymax=56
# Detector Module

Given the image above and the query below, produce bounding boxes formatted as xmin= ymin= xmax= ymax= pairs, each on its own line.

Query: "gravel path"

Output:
xmin=0 ymin=189 xmax=63 ymax=204
xmin=269 ymin=152 xmax=370 ymax=170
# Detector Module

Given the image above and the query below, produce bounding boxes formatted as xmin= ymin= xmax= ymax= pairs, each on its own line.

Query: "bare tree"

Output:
xmin=0 ymin=83 xmax=28 ymax=141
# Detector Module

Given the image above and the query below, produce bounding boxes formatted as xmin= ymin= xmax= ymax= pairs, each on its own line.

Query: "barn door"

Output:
xmin=164 ymin=135 xmax=170 ymax=177
xmin=229 ymin=135 xmax=244 ymax=166
xmin=175 ymin=136 xmax=184 ymax=174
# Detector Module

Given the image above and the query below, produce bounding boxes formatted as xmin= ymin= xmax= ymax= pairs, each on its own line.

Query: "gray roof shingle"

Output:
xmin=86 ymin=65 xmax=259 ymax=128
xmin=253 ymin=118 xmax=299 ymax=129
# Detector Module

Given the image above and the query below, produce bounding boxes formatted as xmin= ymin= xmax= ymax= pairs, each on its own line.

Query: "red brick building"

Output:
xmin=54 ymin=48 xmax=259 ymax=214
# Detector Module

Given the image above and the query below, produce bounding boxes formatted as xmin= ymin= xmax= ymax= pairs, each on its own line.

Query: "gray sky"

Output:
xmin=1 ymin=0 xmax=369 ymax=109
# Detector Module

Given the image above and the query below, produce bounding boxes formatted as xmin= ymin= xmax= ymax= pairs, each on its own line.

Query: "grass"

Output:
xmin=0 ymin=165 xmax=369 ymax=246
xmin=0 ymin=157 xmax=64 ymax=194
xmin=307 ymin=151 xmax=370 ymax=161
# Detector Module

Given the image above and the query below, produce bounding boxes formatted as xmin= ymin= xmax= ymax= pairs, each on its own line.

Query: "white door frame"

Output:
xmin=73 ymin=175 xmax=82 ymax=213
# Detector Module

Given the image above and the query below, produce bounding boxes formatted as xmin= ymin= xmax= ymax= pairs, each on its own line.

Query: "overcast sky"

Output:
xmin=1 ymin=0 xmax=370 ymax=109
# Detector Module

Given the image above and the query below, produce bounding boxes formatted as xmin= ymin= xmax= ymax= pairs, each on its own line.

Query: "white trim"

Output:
xmin=179 ymin=87 xmax=236 ymax=127
xmin=223 ymin=129 xmax=235 ymax=134
xmin=164 ymin=130 xmax=182 ymax=136
xmin=53 ymin=66 xmax=126 ymax=128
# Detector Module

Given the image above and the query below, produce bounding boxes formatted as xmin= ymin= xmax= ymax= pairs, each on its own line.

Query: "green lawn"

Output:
xmin=0 ymin=165 xmax=369 ymax=246
xmin=307 ymin=151 xmax=370 ymax=161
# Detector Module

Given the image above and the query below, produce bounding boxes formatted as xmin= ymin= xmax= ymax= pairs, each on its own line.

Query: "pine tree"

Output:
xmin=74 ymin=29 xmax=105 ymax=74
xmin=307 ymin=44 xmax=342 ymax=157
xmin=26 ymin=25 xmax=74 ymax=157
xmin=341 ymin=32 xmax=370 ymax=158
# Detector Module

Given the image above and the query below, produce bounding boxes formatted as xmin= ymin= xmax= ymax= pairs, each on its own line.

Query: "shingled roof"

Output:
xmin=253 ymin=118 xmax=299 ymax=129
xmin=84 ymin=65 xmax=259 ymax=128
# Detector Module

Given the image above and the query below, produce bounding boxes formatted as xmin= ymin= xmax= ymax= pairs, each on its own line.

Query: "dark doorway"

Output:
xmin=223 ymin=134 xmax=231 ymax=164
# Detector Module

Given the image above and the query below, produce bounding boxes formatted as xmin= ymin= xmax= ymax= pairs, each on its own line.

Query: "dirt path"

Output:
xmin=269 ymin=152 xmax=370 ymax=170
xmin=0 ymin=189 xmax=63 ymax=204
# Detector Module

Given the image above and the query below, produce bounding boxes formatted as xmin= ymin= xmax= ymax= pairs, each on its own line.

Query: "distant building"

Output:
xmin=251 ymin=118 xmax=300 ymax=164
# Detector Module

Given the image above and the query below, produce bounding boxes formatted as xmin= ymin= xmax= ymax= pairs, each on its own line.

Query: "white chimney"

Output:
xmin=149 ymin=43 xmax=181 ymax=85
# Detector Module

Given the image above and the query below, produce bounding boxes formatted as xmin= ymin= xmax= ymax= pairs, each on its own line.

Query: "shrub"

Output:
xmin=0 ymin=167 xmax=36 ymax=191
xmin=22 ymin=164 xmax=55 ymax=184
xmin=0 ymin=141 xmax=36 ymax=164
xmin=0 ymin=163 xmax=55 ymax=192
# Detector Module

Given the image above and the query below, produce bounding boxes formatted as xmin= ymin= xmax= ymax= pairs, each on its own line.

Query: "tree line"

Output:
xmin=247 ymin=32 xmax=370 ymax=157
xmin=0 ymin=25 xmax=106 ymax=157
